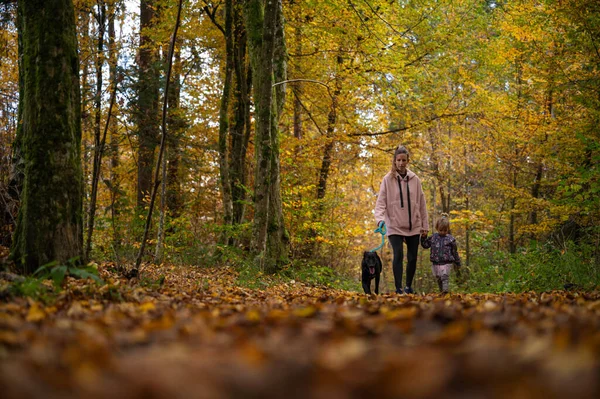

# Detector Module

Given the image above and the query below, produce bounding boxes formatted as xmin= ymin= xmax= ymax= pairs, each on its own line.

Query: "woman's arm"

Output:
xmin=374 ymin=178 xmax=387 ymax=224
xmin=418 ymin=178 xmax=429 ymax=233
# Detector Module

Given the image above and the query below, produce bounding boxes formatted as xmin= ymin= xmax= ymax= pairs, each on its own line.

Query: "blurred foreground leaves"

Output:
xmin=1 ymin=264 xmax=599 ymax=398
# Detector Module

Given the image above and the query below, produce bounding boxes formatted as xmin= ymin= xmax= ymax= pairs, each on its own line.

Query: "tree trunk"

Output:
xmin=264 ymin=0 xmax=289 ymax=270
xmin=218 ymin=0 xmax=234 ymax=243
xmin=292 ymin=22 xmax=303 ymax=140
xmin=231 ymin=3 xmax=251 ymax=226
xmin=166 ymin=43 xmax=183 ymax=219
xmin=85 ymin=2 xmax=106 ymax=261
xmin=137 ymin=0 xmax=160 ymax=207
xmin=80 ymin=10 xmax=91 ymax=231
xmin=509 ymin=168 xmax=517 ymax=254
xmin=155 ymin=147 xmax=167 ymax=262
xmin=11 ymin=0 xmax=83 ymax=273
xmin=245 ymin=0 xmax=289 ymax=271
xmin=316 ymin=82 xmax=339 ymax=203
xmin=108 ymin=0 xmax=121 ymax=253
xmin=133 ymin=0 xmax=183 ymax=272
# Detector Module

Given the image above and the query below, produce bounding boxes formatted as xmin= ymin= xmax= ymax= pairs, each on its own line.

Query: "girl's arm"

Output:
xmin=421 ymin=235 xmax=432 ymax=249
xmin=452 ymin=239 xmax=461 ymax=267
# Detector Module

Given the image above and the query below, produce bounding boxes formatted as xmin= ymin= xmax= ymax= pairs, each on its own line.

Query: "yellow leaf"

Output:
xmin=293 ymin=306 xmax=317 ymax=318
xmin=26 ymin=302 xmax=46 ymax=322
xmin=245 ymin=309 xmax=261 ymax=322
xmin=139 ymin=302 xmax=156 ymax=313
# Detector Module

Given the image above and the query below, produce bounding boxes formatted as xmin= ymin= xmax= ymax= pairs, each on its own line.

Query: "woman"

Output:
xmin=374 ymin=145 xmax=429 ymax=294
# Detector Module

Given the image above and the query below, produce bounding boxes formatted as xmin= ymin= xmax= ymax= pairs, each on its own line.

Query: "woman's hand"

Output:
xmin=420 ymin=229 xmax=428 ymax=237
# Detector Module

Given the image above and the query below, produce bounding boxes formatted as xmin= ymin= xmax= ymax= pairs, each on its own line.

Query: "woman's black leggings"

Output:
xmin=388 ymin=234 xmax=420 ymax=292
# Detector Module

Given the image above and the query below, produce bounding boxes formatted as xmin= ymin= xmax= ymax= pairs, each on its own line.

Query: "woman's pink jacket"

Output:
xmin=374 ymin=169 xmax=429 ymax=237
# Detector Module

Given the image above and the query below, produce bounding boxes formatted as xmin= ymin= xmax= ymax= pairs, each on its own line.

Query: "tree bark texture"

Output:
xmin=166 ymin=42 xmax=184 ymax=219
xmin=11 ymin=0 xmax=83 ymax=273
xmin=85 ymin=2 xmax=106 ymax=261
xmin=218 ymin=0 xmax=234 ymax=243
xmin=108 ymin=0 xmax=121 ymax=252
xmin=230 ymin=2 xmax=251 ymax=226
xmin=137 ymin=0 xmax=160 ymax=207
xmin=265 ymin=0 xmax=289 ymax=270
xmin=245 ymin=0 xmax=289 ymax=271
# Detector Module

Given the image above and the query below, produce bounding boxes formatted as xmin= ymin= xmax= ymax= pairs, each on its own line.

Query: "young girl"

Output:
xmin=420 ymin=214 xmax=461 ymax=293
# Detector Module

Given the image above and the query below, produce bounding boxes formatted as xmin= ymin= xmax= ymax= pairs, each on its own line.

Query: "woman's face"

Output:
xmin=395 ymin=153 xmax=409 ymax=173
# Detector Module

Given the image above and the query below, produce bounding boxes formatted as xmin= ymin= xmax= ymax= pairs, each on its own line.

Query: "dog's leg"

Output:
xmin=362 ymin=269 xmax=371 ymax=294
xmin=362 ymin=280 xmax=371 ymax=294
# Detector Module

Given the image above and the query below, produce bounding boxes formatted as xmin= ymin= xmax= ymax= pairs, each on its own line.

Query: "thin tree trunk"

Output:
xmin=84 ymin=2 xmax=106 ymax=261
xmin=166 ymin=43 xmax=183 ymax=218
xmin=509 ymin=168 xmax=517 ymax=254
xmin=292 ymin=22 xmax=303 ymax=140
xmin=218 ymin=0 xmax=234 ymax=244
xmin=133 ymin=0 xmax=183 ymax=272
xmin=316 ymin=90 xmax=338 ymax=202
xmin=11 ymin=0 xmax=83 ymax=273
xmin=107 ymin=0 xmax=120 ymax=253
xmin=155 ymin=147 xmax=167 ymax=262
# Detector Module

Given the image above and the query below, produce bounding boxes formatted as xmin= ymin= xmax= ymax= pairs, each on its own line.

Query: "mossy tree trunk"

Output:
xmin=137 ymin=0 xmax=160 ymax=207
xmin=11 ymin=0 xmax=83 ymax=273
xmin=244 ymin=0 xmax=289 ymax=272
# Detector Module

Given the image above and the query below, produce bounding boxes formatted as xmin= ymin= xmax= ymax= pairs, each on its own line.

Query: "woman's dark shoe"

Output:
xmin=404 ymin=286 xmax=414 ymax=294
xmin=395 ymin=288 xmax=404 ymax=294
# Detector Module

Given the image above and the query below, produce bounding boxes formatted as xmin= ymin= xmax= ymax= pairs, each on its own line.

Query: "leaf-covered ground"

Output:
xmin=1 ymin=264 xmax=600 ymax=398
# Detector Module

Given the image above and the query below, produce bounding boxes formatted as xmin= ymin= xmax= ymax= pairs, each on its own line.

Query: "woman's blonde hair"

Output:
xmin=391 ymin=145 xmax=410 ymax=173
xmin=435 ymin=213 xmax=450 ymax=232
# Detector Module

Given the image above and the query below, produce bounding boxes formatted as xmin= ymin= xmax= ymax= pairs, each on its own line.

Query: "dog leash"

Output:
xmin=369 ymin=223 xmax=386 ymax=252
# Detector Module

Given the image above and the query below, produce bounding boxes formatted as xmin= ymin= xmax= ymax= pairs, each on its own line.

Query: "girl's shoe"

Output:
xmin=404 ymin=286 xmax=414 ymax=294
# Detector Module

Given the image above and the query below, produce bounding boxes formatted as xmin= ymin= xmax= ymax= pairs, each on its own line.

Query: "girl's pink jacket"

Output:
xmin=374 ymin=169 xmax=429 ymax=237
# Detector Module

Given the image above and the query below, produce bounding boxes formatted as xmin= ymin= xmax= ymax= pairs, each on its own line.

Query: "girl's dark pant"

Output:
xmin=388 ymin=234 xmax=420 ymax=292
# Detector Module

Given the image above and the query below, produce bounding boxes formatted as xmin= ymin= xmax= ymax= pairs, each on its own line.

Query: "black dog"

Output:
xmin=361 ymin=251 xmax=382 ymax=294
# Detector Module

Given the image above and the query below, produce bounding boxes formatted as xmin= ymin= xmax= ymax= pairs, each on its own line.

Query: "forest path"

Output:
xmin=1 ymin=264 xmax=599 ymax=398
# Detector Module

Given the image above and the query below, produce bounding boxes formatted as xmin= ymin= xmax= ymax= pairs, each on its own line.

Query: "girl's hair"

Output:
xmin=391 ymin=145 xmax=410 ymax=173
xmin=435 ymin=213 xmax=450 ymax=232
